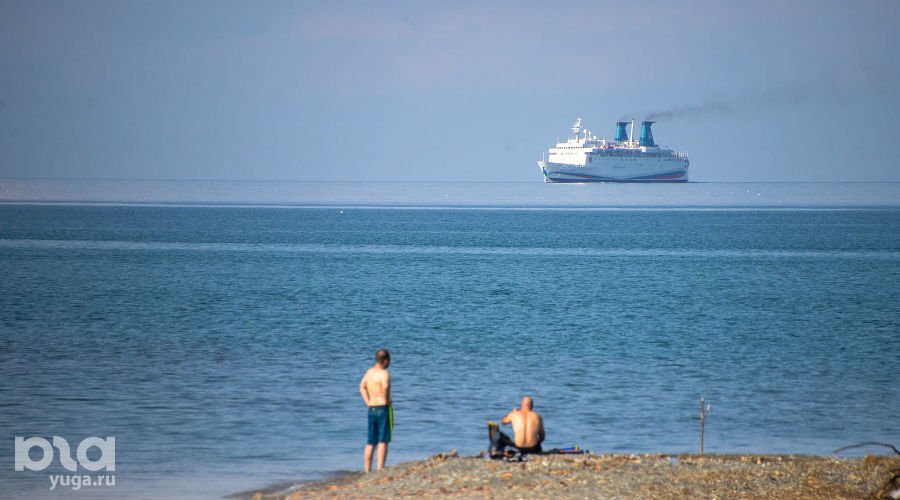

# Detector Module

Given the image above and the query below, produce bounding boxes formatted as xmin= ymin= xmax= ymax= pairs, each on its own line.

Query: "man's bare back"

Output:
xmin=359 ymin=365 xmax=391 ymax=407
xmin=501 ymin=396 xmax=545 ymax=449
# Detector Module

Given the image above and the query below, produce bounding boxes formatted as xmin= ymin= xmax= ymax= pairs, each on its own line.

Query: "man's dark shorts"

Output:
xmin=491 ymin=430 xmax=542 ymax=456
xmin=518 ymin=443 xmax=542 ymax=454
xmin=367 ymin=405 xmax=392 ymax=445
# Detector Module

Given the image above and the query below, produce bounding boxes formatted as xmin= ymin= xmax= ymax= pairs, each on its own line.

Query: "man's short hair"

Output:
xmin=375 ymin=349 xmax=390 ymax=365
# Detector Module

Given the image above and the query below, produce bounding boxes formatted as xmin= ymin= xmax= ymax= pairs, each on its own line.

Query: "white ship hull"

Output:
xmin=539 ymin=157 xmax=688 ymax=183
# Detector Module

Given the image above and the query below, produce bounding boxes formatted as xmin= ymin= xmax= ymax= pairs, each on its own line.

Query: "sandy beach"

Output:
xmin=236 ymin=451 xmax=900 ymax=499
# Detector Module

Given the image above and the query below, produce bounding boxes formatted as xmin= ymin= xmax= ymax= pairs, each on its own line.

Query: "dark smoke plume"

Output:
xmin=643 ymin=79 xmax=830 ymax=122
xmin=645 ymin=101 xmax=734 ymax=121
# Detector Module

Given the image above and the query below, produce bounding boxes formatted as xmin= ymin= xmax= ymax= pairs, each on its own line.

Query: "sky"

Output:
xmin=1 ymin=0 xmax=898 ymax=182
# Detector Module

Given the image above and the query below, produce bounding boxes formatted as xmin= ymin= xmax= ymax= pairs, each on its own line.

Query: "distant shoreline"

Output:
xmin=234 ymin=452 xmax=899 ymax=499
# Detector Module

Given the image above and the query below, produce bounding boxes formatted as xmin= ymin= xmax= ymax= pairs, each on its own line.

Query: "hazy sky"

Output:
xmin=1 ymin=0 xmax=898 ymax=182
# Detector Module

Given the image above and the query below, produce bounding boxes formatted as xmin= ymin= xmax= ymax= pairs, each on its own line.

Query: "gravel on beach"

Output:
xmin=242 ymin=452 xmax=900 ymax=499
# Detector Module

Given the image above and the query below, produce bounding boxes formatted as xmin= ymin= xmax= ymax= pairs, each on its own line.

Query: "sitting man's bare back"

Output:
xmin=501 ymin=396 xmax=545 ymax=454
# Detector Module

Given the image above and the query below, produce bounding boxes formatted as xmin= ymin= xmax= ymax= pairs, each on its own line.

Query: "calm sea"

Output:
xmin=1 ymin=180 xmax=898 ymax=499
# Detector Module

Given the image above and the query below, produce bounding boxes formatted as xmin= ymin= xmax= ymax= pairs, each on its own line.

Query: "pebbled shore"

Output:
xmin=241 ymin=452 xmax=900 ymax=499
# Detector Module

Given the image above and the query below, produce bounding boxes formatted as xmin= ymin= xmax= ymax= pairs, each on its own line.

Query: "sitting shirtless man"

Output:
xmin=499 ymin=396 xmax=545 ymax=454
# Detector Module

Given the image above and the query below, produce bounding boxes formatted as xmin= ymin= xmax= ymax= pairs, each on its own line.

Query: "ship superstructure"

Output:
xmin=538 ymin=118 xmax=689 ymax=182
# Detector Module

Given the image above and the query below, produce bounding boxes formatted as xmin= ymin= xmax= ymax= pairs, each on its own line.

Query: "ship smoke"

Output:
xmin=644 ymin=81 xmax=822 ymax=122
xmin=645 ymin=101 xmax=733 ymax=121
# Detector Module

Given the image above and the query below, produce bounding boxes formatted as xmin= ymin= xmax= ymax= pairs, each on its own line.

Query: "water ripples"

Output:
xmin=2 ymin=238 xmax=898 ymax=260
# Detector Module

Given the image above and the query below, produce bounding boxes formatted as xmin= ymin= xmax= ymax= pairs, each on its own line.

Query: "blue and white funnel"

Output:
xmin=615 ymin=122 xmax=630 ymax=142
xmin=639 ymin=121 xmax=656 ymax=147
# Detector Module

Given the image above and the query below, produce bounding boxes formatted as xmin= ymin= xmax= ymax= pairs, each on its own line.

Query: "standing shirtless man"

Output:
xmin=501 ymin=396 xmax=545 ymax=454
xmin=359 ymin=349 xmax=391 ymax=472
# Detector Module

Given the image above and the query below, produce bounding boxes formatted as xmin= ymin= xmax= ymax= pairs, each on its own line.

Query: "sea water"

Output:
xmin=0 ymin=180 xmax=898 ymax=499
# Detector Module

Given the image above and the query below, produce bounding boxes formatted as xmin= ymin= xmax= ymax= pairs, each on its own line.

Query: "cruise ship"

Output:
xmin=538 ymin=118 xmax=689 ymax=182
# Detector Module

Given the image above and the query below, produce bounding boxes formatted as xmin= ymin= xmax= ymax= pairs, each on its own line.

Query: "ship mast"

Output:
xmin=630 ymin=119 xmax=635 ymax=148
xmin=571 ymin=118 xmax=582 ymax=139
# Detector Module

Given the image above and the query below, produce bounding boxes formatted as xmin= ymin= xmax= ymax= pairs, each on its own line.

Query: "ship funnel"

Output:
xmin=639 ymin=121 xmax=656 ymax=147
xmin=615 ymin=122 xmax=630 ymax=141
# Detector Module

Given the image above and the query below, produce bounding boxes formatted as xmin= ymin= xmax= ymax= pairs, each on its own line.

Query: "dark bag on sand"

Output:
xmin=488 ymin=421 xmax=517 ymax=459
